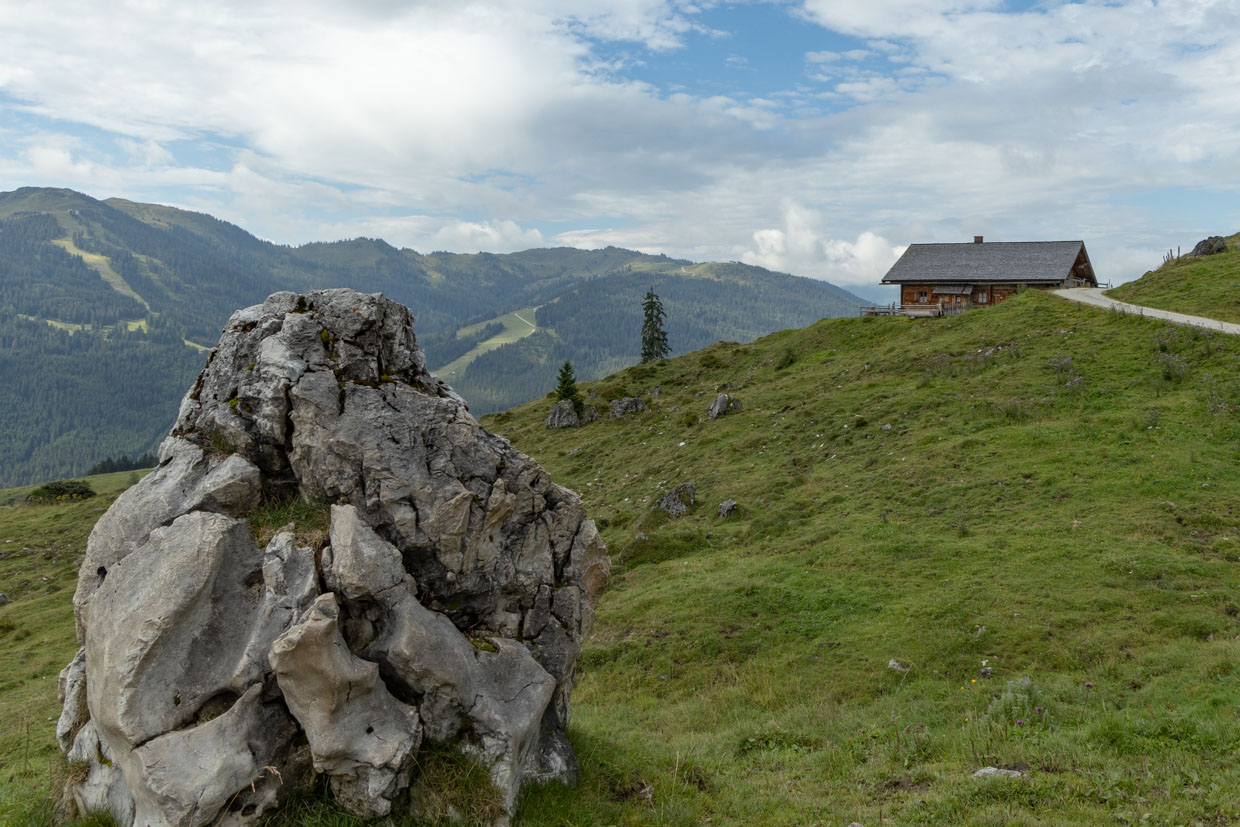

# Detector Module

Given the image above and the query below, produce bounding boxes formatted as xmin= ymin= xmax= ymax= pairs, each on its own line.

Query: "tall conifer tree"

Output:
xmin=640 ymin=287 xmax=669 ymax=363
xmin=555 ymin=360 xmax=584 ymax=416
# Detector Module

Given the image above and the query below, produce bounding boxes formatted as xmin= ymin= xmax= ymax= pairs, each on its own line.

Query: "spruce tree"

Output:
xmin=555 ymin=360 xmax=584 ymax=417
xmin=640 ymin=287 xmax=670 ymax=363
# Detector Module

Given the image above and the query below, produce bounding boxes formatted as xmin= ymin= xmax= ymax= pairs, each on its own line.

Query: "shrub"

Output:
xmin=25 ymin=479 xmax=96 ymax=504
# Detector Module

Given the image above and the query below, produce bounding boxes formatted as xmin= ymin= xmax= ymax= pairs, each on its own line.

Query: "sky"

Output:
xmin=1 ymin=0 xmax=1238 ymax=296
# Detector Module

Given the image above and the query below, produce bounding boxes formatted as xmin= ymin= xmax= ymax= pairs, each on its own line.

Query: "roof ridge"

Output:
xmin=906 ymin=240 xmax=1083 ymax=246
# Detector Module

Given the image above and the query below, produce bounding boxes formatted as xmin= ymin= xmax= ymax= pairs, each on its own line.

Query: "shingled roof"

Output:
xmin=881 ymin=241 xmax=1089 ymax=284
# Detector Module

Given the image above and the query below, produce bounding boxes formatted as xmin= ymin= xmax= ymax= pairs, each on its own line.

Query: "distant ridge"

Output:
xmin=0 ymin=186 xmax=863 ymax=485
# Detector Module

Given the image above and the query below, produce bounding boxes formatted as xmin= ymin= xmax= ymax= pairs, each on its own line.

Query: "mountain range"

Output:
xmin=0 ymin=186 xmax=863 ymax=485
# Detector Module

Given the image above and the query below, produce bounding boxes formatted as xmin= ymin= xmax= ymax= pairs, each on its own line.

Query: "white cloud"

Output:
xmin=741 ymin=202 xmax=905 ymax=285
xmin=0 ymin=0 xmax=1237 ymax=289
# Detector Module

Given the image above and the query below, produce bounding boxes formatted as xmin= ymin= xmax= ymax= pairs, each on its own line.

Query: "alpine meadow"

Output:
xmin=3 ymin=241 xmax=1240 ymax=824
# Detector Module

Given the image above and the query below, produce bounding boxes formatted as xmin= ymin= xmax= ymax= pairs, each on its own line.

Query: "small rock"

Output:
xmin=881 ymin=423 xmax=892 ymax=431
xmin=610 ymin=397 xmax=646 ymax=418
xmin=717 ymin=499 xmax=739 ymax=518
xmin=978 ymin=667 xmax=993 ymax=679
xmin=0 ymin=593 xmax=10 ymax=605
xmin=973 ymin=767 xmax=1024 ymax=779
xmin=634 ymin=532 xmax=648 ymax=541
xmin=887 ymin=659 xmax=909 ymax=673
xmin=707 ymin=393 xmax=732 ymax=420
xmin=545 ymin=400 xmax=580 ymax=429
xmin=1189 ymin=236 xmax=1228 ymax=257
xmin=654 ymin=483 xmax=696 ymax=518
xmin=648 ymin=386 xmax=661 ymax=398
xmin=581 ymin=406 xmax=599 ymax=424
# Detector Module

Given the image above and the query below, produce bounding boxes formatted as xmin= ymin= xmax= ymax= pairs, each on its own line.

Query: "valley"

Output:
xmin=0 ymin=186 xmax=862 ymax=486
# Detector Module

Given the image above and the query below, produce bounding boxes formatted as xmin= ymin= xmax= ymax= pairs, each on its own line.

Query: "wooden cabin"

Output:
xmin=877 ymin=237 xmax=1098 ymax=314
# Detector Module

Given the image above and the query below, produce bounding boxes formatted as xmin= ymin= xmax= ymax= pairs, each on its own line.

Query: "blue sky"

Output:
xmin=1 ymin=0 xmax=1237 ymax=295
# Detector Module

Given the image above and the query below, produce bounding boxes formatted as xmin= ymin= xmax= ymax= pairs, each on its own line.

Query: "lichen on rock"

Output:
xmin=59 ymin=289 xmax=610 ymax=826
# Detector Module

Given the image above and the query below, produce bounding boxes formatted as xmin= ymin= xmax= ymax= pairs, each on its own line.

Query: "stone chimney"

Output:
xmin=973 ymin=236 xmax=983 ymax=244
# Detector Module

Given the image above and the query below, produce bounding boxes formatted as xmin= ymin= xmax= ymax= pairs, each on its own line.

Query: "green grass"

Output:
xmin=484 ymin=289 xmax=1240 ymax=824
xmin=1109 ymin=231 xmax=1240 ymax=323
xmin=8 ymin=286 xmax=1240 ymax=824
xmin=50 ymin=237 xmax=151 ymax=312
xmin=0 ymin=471 xmax=145 ymax=823
xmin=432 ymin=306 xmax=541 ymax=381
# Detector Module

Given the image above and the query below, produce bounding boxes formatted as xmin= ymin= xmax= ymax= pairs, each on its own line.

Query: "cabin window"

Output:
xmin=976 ymin=291 xmax=988 ymax=303
xmin=917 ymin=290 xmax=928 ymax=302
xmin=955 ymin=295 xmax=963 ymax=304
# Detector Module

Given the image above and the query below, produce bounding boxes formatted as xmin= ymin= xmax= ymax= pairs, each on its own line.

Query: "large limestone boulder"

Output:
xmin=59 ymin=289 xmax=610 ymax=826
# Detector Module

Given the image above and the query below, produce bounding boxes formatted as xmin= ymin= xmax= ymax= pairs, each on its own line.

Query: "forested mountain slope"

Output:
xmin=0 ymin=186 xmax=861 ymax=484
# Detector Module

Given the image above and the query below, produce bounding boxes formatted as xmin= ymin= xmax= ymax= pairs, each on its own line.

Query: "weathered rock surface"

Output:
xmin=655 ymin=483 xmax=696 ymax=518
xmin=717 ymin=499 xmax=739 ymax=517
xmin=609 ymin=396 xmax=646 ymax=418
xmin=60 ymin=289 xmax=609 ymax=826
xmin=1189 ymin=236 xmax=1228 ymax=257
xmin=545 ymin=399 xmax=580 ymax=429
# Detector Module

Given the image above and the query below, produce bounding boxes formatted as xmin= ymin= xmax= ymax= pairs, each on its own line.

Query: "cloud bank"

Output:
xmin=0 ymin=0 xmax=1237 ymax=285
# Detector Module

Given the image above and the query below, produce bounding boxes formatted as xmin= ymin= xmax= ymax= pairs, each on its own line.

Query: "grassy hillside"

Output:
xmin=487 ymin=289 xmax=1240 ymax=824
xmin=1109 ymin=232 xmax=1240 ymax=322
xmin=9 ymin=288 xmax=1240 ymax=824
xmin=0 ymin=471 xmax=148 ymax=822
xmin=433 ymin=306 xmax=540 ymax=383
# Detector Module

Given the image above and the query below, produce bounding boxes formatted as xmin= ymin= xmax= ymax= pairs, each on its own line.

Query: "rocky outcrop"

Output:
xmin=655 ymin=483 xmax=696 ymax=518
xmin=59 ymin=289 xmax=609 ymax=826
xmin=609 ymin=396 xmax=646 ymax=418
xmin=1189 ymin=236 xmax=1228 ymax=257
xmin=709 ymin=392 xmax=745 ymax=420
xmin=545 ymin=400 xmax=580 ymax=429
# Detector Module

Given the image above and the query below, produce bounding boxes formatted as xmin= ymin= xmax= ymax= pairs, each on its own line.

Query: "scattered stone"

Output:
xmin=979 ymin=666 xmax=994 ymax=679
xmin=973 ymin=767 xmax=1024 ymax=779
xmin=648 ymin=385 xmax=660 ymax=398
xmin=887 ymin=659 xmax=910 ymax=673
xmin=1189 ymin=236 xmax=1228 ymax=257
xmin=654 ymin=484 xmax=696 ymax=518
xmin=717 ymin=499 xmax=739 ymax=518
xmin=59 ymin=290 xmax=610 ymax=827
xmin=0 ymin=593 xmax=10 ymax=605
xmin=545 ymin=400 xmax=580 ymax=429
xmin=707 ymin=393 xmax=741 ymax=420
xmin=581 ymin=406 xmax=599 ymax=424
xmin=881 ymin=423 xmax=892 ymax=431
xmin=610 ymin=397 xmax=646 ymax=418
xmin=634 ymin=532 xmax=648 ymax=541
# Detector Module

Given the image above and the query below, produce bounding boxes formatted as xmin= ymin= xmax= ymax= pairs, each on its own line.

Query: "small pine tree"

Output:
xmin=640 ymin=287 xmax=670 ymax=363
xmin=555 ymin=360 xmax=584 ymax=417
